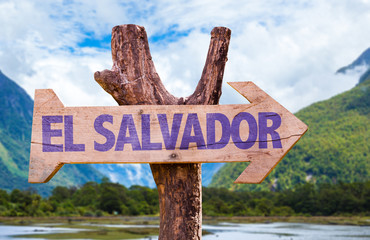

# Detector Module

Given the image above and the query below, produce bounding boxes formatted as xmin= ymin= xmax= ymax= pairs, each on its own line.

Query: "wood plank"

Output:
xmin=29 ymin=81 xmax=307 ymax=184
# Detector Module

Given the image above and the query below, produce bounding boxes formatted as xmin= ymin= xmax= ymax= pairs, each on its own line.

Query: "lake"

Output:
xmin=1 ymin=222 xmax=369 ymax=239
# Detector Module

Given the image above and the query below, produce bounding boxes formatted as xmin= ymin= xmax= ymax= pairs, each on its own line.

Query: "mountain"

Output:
xmin=210 ymin=65 xmax=369 ymax=191
xmin=358 ymin=68 xmax=370 ymax=84
xmin=92 ymin=159 xmax=224 ymax=187
xmin=0 ymin=70 xmax=104 ymax=196
xmin=202 ymin=163 xmax=224 ymax=186
xmin=336 ymin=48 xmax=370 ymax=85
xmin=0 ymin=70 xmax=221 ymax=193
xmin=92 ymin=164 xmax=156 ymax=188
xmin=336 ymin=48 xmax=370 ymax=75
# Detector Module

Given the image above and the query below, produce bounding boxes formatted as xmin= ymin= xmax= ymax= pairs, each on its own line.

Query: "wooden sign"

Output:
xmin=29 ymin=81 xmax=307 ymax=184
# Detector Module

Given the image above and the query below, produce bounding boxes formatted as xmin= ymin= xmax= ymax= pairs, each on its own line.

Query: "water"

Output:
xmin=1 ymin=222 xmax=369 ymax=240
xmin=0 ymin=225 xmax=86 ymax=240
xmin=202 ymin=222 xmax=370 ymax=240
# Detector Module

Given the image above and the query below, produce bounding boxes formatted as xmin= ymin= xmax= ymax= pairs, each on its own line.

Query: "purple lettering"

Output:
xmin=94 ymin=114 xmax=115 ymax=152
xmin=141 ymin=114 xmax=162 ymax=150
xmin=158 ymin=113 xmax=183 ymax=150
xmin=180 ymin=113 xmax=206 ymax=150
xmin=231 ymin=112 xmax=257 ymax=149
xmin=115 ymin=114 xmax=141 ymax=151
xmin=207 ymin=113 xmax=230 ymax=149
xmin=64 ymin=115 xmax=85 ymax=152
xmin=258 ymin=112 xmax=282 ymax=148
xmin=42 ymin=116 xmax=63 ymax=152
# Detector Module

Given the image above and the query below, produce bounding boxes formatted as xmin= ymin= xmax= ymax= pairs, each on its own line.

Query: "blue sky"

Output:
xmin=0 ymin=0 xmax=369 ymax=112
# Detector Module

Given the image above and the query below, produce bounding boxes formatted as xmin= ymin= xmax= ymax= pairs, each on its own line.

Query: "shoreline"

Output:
xmin=0 ymin=215 xmax=368 ymax=226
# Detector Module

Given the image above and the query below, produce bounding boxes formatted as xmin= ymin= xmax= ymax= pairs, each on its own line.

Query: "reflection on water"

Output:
xmin=1 ymin=222 xmax=369 ymax=240
xmin=0 ymin=225 xmax=86 ymax=240
xmin=203 ymin=222 xmax=370 ymax=240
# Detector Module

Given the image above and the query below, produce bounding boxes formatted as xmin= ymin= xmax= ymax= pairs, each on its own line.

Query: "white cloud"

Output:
xmin=0 ymin=0 xmax=369 ymax=112
xmin=148 ymin=0 xmax=370 ymax=111
xmin=152 ymin=30 xmax=210 ymax=98
xmin=19 ymin=48 xmax=115 ymax=106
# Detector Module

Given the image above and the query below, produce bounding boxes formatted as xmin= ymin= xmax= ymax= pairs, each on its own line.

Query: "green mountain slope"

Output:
xmin=359 ymin=68 xmax=370 ymax=84
xmin=210 ymin=76 xmax=369 ymax=191
xmin=0 ymin=70 xmax=104 ymax=196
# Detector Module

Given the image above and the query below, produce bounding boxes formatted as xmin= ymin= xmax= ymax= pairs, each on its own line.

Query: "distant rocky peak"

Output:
xmin=337 ymin=48 xmax=370 ymax=74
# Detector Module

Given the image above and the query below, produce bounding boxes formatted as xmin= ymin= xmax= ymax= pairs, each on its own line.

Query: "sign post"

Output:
xmin=29 ymin=25 xmax=307 ymax=240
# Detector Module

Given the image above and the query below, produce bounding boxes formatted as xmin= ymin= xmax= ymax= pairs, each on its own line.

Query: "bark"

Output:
xmin=95 ymin=24 xmax=231 ymax=240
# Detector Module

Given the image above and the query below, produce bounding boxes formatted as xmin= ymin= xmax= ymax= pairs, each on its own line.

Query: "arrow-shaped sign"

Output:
xmin=29 ymin=82 xmax=307 ymax=184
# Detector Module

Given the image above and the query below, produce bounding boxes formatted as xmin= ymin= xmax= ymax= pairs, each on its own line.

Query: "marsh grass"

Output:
xmin=15 ymin=227 xmax=159 ymax=239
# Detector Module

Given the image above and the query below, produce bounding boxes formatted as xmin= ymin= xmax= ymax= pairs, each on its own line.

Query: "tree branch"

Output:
xmin=185 ymin=27 xmax=231 ymax=105
xmin=94 ymin=24 xmax=231 ymax=106
xmin=94 ymin=24 xmax=231 ymax=240
xmin=94 ymin=24 xmax=179 ymax=105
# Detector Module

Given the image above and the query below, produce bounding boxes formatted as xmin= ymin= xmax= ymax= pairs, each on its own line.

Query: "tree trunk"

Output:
xmin=95 ymin=24 xmax=231 ymax=240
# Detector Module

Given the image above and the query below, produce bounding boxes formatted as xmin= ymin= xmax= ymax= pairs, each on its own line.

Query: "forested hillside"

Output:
xmin=0 ymin=70 xmax=222 ymax=195
xmin=0 ymin=71 xmax=104 ymax=196
xmin=210 ymin=72 xmax=369 ymax=191
xmin=0 ymin=180 xmax=368 ymax=217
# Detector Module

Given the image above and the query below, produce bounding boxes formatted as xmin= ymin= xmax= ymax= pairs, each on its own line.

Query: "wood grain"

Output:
xmin=29 ymin=82 xmax=307 ymax=184
xmin=93 ymin=24 xmax=230 ymax=240
xmin=29 ymin=24 xmax=307 ymax=240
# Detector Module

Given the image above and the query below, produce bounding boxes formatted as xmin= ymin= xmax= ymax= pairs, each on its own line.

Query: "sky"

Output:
xmin=0 ymin=0 xmax=369 ymax=112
